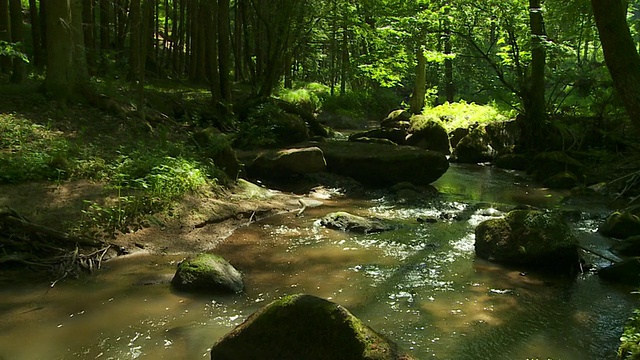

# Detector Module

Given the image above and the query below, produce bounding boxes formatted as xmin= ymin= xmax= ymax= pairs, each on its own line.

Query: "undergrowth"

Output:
xmin=620 ymin=308 xmax=640 ymax=360
xmin=415 ymin=101 xmax=514 ymax=132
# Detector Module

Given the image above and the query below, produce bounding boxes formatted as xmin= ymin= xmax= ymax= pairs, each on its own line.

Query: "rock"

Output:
xmin=405 ymin=116 xmax=451 ymax=155
xmin=542 ymin=171 xmax=579 ymax=190
xmin=599 ymin=211 xmax=640 ymax=239
xmin=494 ymin=153 xmax=530 ymax=171
xmin=598 ymin=258 xmax=640 ymax=285
xmin=448 ymin=127 xmax=469 ymax=149
xmin=247 ymin=147 xmax=326 ymax=178
xmin=313 ymin=141 xmax=449 ymax=187
xmin=531 ymin=151 xmax=583 ymax=182
xmin=474 ymin=210 xmax=581 ymax=272
xmin=484 ymin=120 xmax=519 ymax=153
xmin=210 ymin=294 xmax=415 ymax=360
xmin=171 ymin=253 xmax=243 ymax=293
xmin=350 ymin=136 xmax=399 ymax=146
xmin=320 ymin=211 xmax=393 ymax=234
xmin=193 ymin=127 xmax=241 ymax=179
xmin=611 ymin=235 xmax=640 ymax=256
xmin=451 ymin=127 xmax=494 ymax=164
xmin=381 ymin=109 xmax=412 ymax=126
xmin=349 ymin=128 xmax=407 ymax=145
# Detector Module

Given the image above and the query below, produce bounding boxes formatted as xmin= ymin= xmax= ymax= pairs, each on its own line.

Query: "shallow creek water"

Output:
xmin=1 ymin=164 xmax=638 ymax=360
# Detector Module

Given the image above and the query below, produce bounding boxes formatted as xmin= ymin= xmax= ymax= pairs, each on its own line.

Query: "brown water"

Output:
xmin=0 ymin=164 xmax=637 ymax=360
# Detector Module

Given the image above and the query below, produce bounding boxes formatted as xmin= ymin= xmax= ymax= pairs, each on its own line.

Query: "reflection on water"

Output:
xmin=0 ymin=164 xmax=637 ymax=359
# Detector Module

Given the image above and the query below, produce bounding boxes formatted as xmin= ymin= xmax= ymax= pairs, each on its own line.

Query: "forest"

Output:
xmin=2 ymin=0 xmax=640 ymax=359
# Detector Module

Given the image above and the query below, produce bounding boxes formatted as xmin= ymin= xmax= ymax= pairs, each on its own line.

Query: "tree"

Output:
xmin=591 ymin=0 xmax=640 ymax=132
xmin=9 ymin=0 xmax=25 ymax=83
xmin=43 ymin=0 xmax=89 ymax=102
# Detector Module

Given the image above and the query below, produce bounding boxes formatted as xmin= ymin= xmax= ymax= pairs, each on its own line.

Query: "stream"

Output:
xmin=0 ymin=164 xmax=637 ymax=359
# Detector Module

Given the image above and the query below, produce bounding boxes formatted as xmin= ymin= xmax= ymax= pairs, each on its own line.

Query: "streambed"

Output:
xmin=0 ymin=164 xmax=637 ymax=359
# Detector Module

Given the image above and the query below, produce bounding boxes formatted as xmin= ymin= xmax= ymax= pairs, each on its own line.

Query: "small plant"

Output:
xmin=619 ymin=308 xmax=640 ymax=360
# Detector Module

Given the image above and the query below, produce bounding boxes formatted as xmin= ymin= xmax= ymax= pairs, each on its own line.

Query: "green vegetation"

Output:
xmin=412 ymin=101 xmax=514 ymax=133
xmin=619 ymin=309 xmax=640 ymax=360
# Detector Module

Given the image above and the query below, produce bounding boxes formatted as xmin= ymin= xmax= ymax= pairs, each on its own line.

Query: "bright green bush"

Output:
xmin=276 ymin=82 xmax=330 ymax=113
xmin=419 ymin=101 xmax=514 ymax=132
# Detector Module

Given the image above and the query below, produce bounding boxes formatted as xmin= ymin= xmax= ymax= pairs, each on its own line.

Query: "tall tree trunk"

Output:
xmin=44 ymin=0 xmax=76 ymax=101
xmin=99 ymin=0 xmax=109 ymax=52
xmin=9 ymin=0 xmax=24 ymax=83
xmin=340 ymin=22 xmax=349 ymax=96
xmin=591 ymin=0 xmax=640 ymax=132
xmin=82 ymin=0 xmax=95 ymax=69
xmin=519 ymin=0 xmax=548 ymax=150
xmin=410 ymin=46 xmax=426 ymax=114
xmin=203 ymin=0 xmax=220 ymax=101
xmin=443 ymin=13 xmax=454 ymax=103
xmin=0 ymin=0 xmax=11 ymax=74
xmin=129 ymin=0 xmax=141 ymax=82
xmin=218 ymin=0 xmax=231 ymax=102
xmin=28 ymin=0 xmax=44 ymax=67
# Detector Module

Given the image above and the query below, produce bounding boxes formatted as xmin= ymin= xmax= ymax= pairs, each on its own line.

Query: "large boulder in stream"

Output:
xmin=313 ymin=141 xmax=449 ymax=187
xmin=320 ymin=211 xmax=393 ymax=234
xmin=450 ymin=127 xmax=494 ymax=164
xmin=171 ymin=253 xmax=243 ymax=293
xmin=210 ymin=294 xmax=415 ymax=360
xmin=598 ymin=258 xmax=640 ymax=285
xmin=474 ymin=210 xmax=581 ymax=272
xmin=599 ymin=211 xmax=640 ymax=240
xmin=247 ymin=147 xmax=327 ymax=178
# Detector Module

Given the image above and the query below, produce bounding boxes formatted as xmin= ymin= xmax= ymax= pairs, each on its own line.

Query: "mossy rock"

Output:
xmin=247 ymin=147 xmax=327 ymax=178
xmin=598 ymin=258 xmax=640 ymax=286
xmin=451 ymin=127 xmax=493 ymax=164
xmin=348 ymin=128 xmax=407 ymax=145
xmin=320 ymin=212 xmax=393 ymax=234
xmin=475 ymin=210 xmax=580 ymax=272
xmin=494 ymin=153 xmax=530 ymax=171
xmin=210 ymin=294 xmax=415 ymax=360
xmin=542 ymin=171 xmax=579 ymax=190
xmin=599 ymin=212 xmax=640 ymax=240
xmin=612 ymin=236 xmax=640 ymax=256
xmin=405 ymin=116 xmax=451 ymax=155
xmin=193 ymin=127 xmax=241 ymax=179
xmin=531 ymin=151 xmax=583 ymax=182
xmin=171 ymin=253 xmax=243 ymax=293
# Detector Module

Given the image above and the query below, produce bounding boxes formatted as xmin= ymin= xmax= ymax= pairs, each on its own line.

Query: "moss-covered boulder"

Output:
xmin=599 ymin=212 xmax=640 ymax=240
xmin=193 ymin=127 xmax=241 ymax=179
xmin=475 ymin=210 xmax=580 ymax=272
xmin=210 ymin=294 xmax=415 ymax=360
xmin=612 ymin=235 xmax=640 ymax=256
xmin=598 ymin=258 xmax=640 ymax=286
xmin=171 ymin=253 xmax=243 ymax=293
xmin=349 ymin=128 xmax=407 ymax=145
xmin=320 ymin=212 xmax=393 ymax=234
xmin=451 ymin=127 xmax=494 ymax=164
xmin=247 ymin=147 xmax=327 ymax=178
xmin=531 ymin=151 xmax=583 ymax=182
xmin=494 ymin=153 xmax=530 ymax=171
xmin=542 ymin=171 xmax=579 ymax=190
xmin=405 ymin=116 xmax=451 ymax=155
xmin=313 ymin=141 xmax=449 ymax=187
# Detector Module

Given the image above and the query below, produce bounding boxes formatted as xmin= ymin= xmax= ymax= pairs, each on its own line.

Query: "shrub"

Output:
xmin=420 ymin=101 xmax=513 ymax=132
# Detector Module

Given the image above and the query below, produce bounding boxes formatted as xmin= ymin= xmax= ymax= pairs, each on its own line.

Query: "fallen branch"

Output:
xmin=578 ymin=244 xmax=619 ymax=263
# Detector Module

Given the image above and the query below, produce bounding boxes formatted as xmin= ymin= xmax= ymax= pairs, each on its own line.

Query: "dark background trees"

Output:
xmin=1 ymin=0 xmax=639 ymax=146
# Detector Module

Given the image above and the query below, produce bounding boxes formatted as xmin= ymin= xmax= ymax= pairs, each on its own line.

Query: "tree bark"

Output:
xmin=82 ymin=0 xmax=95 ymax=68
xmin=9 ymin=0 xmax=24 ymax=82
xmin=28 ymin=0 xmax=44 ymax=67
xmin=591 ymin=0 xmax=640 ymax=132
xmin=218 ymin=0 xmax=231 ymax=102
xmin=0 ymin=0 xmax=11 ymax=74
xmin=410 ymin=46 xmax=427 ymax=114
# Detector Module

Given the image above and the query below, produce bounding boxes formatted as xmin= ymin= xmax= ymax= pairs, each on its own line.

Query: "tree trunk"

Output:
xmin=82 ymin=0 xmax=95 ymax=69
xmin=128 ymin=0 xmax=142 ymax=82
xmin=591 ymin=0 xmax=640 ymax=132
xmin=340 ymin=21 xmax=349 ymax=96
xmin=443 ymin=13 xmax=454 ymax=103
xmin=218 ymin=0 xmax=231 ymax=102
xmin=44 ymin=0 xmax=88 ymax=103
xmin=518 ymin=0 xmax=548 ymax=150
xmin=28 ymin=0 xmax=44 ymax=67
xmin=0 ymin=0 xmax=11 ymax=74
xmin=410 ymin=47 xmax=427 ymax=114
xmin=9 ymin=0 xmax=24 ymax=83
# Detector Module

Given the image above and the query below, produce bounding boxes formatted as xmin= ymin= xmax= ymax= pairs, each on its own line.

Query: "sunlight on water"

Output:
xmin=0 ymin=164 xmax=637 ymax=360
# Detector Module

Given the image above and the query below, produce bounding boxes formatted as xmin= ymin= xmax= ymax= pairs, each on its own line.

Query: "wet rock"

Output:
xmin=611 ymin=235 xmax=640 ymax=256
xmin=349 ymin=128 xmax=407 ymax=145
xmin=484 ymin=120 xmax=519 ymax=153
xmin=474 ymin=210 xmax=581 ymax=272
xmin=599 ymin=211 xmax=640 ymax=239
xmin=542 ymin=171 xmax=579 ymax=190
xmin=531 ymin=151 xmax=583 ymax=182
xmin=381 ymin=109 xmax=412 ymax=127
xmin=451 ymin=127 xmax=494 ymax=164
xmin=494 ymin=153 xmax=530 ymax=171
xmin=210 ymin=294 xmax=415 ymax=360
xmin=320 ymin=211 xmax=393 ymax=234
xmin=247 ymin=147 xmax=327 ymax=178
xmin=448 ymin=127 xmax=469 ymax=149
xmin=405 ymin=116 xmax=451 ymax=155
xmin=350 ymin=136 xmax=399 ymax=146
xmin=313 ymin=141 xmax=449 ymax=187
xmin=171 ymin=253 xmax=243 ymax=293
xmin=598 ymin=258 xmax=640 ymax=285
